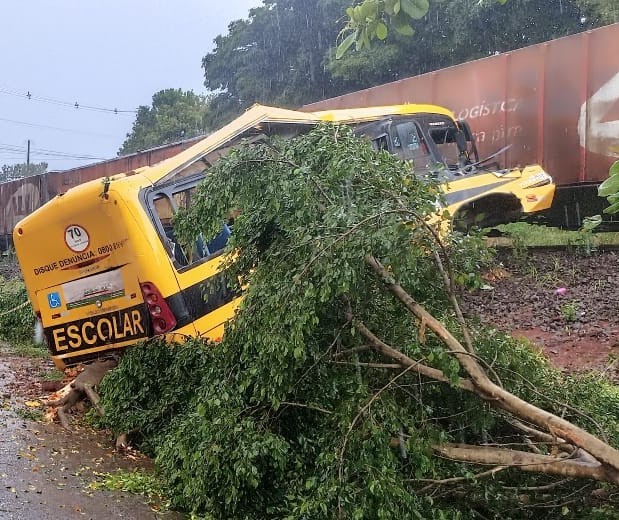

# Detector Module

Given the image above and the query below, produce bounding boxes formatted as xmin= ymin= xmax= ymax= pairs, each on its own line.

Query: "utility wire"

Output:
xmin=0 ymin=156 xmax=96 ymax=163
xmin=0 ymin=115 xmax=119 ymax=138
xmin=0 ymin=86 xmax=137 ymax=114
xmin=0 ymin=142 xmax=106 ymax=161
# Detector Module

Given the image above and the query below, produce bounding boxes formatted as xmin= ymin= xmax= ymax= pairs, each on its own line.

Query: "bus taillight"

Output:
xmin=139 ymin=282 xmax=177 ymax=334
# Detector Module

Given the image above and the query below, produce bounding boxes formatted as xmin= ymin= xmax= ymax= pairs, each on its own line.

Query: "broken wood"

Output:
xmin=46 ymin=358 xmax=117 ymax=429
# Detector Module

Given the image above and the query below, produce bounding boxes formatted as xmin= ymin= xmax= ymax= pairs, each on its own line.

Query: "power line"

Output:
xmin=38 ymin=157 xmax=98 ymax=162
xmin=0 ymin=157 xmax=96 ymax=163
xmin=0 ymin=115 xmax=119 ymax=138
xmin=0 ymin=142 xmax=107 ymax=161
xmin=0 ymin=85 xmax=137 ymax=115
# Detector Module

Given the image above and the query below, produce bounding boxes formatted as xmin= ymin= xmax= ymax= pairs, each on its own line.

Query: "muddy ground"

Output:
xmin=461 ymin=247 xmax=619 ymax=377
xmin=0 ymin=344 xmax=183 ymax=520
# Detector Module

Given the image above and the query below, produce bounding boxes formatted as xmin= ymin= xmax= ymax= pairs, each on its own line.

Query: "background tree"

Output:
xmin=202 ymin=0 xmax=352 ymax=129
xmin=200 ymin=0 xmax=616 ymax=129
xmin=581 ymin=0 xmax=619 ymax=20
xmin=0 ymin=162 xmax=48 ymax=183
xmin=118 ymin=88 xmax=210 ymax=155
xmin=336 ymin=0 xmax=618 ymax=56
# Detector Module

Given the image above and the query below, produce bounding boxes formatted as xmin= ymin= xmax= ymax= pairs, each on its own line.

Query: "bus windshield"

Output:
xmin=427 ymin=119 xmax=462 ymax=169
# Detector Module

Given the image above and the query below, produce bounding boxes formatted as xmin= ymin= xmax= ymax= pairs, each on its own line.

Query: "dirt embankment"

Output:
xmin=461 ymin=248 xmax=619 ymax=377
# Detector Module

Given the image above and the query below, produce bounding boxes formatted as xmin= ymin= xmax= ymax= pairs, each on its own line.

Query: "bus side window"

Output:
xmin=371 ymin=134 xmax=389 ymax=152
xmin=153 ymin=196 xmax=189 ymax=266
xmin=151 ymin=182 xmax=237 ymax=268
xmin=173 ymin=187 xmax=197 ymax=211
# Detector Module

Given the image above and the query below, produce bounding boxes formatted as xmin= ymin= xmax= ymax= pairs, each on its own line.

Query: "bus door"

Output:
xmin=142 ymin=174 xmax=239 ymax=342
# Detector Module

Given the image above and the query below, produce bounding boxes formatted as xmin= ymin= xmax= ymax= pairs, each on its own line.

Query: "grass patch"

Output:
xmin=41 ymin=368 xmax=65 ymax=381
xmin=6 ymin=341 xmax=48 ymax=358
xmin=15 ymin=406 xmax=44 ymax=421
xmin=89 ymin=469 xmax=170 ymax=511
xmin=494 ymin=222 xmax=619 ymax=249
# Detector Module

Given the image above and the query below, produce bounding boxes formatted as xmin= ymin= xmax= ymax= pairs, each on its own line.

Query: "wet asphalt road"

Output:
xmin=0 ymin=356 xmax=183 ymax=520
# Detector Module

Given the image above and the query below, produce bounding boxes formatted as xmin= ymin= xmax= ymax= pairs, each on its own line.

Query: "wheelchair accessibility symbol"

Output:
xmin=47 ymin=292 xmax=61 ymax=309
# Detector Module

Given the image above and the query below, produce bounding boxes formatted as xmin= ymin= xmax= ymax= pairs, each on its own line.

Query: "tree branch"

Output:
xmin=347 ymin=315 xmax=475 ymax=393
xmin=434 ymin=444 xmax=618 ymax=483
xmin=365 ymin=254 xmax=619 ymax=483
xmin=365 ymin=254 xmax=493 ymax=393
xmin=330 ymin=361 xmax=405 ymax=370
xmin=409 ymin=465 xmax=507 ymax=492
xmin=280 ymin=401 xmax=333 ymax=415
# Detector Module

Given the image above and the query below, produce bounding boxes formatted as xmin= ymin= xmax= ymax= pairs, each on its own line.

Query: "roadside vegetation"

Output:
xmin=95 ymin=126 xmax=619 ymax=519
xmin=0 ymin=258 xmax=40 ymax=355
xmin=89 ymin=469 xmax=170 ymax=512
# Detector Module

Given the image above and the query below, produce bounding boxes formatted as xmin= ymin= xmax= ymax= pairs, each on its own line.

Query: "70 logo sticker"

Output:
xmin=64 ymin=225 xmax=90 ymax=252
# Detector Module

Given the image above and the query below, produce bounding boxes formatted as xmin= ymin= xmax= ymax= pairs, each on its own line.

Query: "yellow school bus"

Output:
xmin=13 ymin=103 xmax=554 ymax=368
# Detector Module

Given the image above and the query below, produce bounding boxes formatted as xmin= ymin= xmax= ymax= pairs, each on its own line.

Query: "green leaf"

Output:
xmin=375 ymin=21 xmax=388 ymax=40
xmin=603 ymin=200 xmax=619 ymax=214
xmin=400 ymin=0 xmax=429 ymax=19
xmin=391 ymin=16 xmax=415 ymax=36
xmin=581 ymin=214 xmax=602 ymax=231
xmin=384 ymin=0 xmax=398 ymax=16
xmin=353 ymin=5 xmax=363 ymax=21
xmin=610 ymin=160 xmax=619 ymax=177
xmin=336 ymin=32 xmax=356 ymax=59
xmin=598 ymin=172 xmax=619 ymax=197
xmin=362 ymin=26 xmax=371 ymax=48
xmin=359 ymin=1 xmax=373 ymax=19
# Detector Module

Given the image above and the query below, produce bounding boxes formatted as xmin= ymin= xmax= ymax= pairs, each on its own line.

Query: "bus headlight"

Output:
xmin=520 ymin=171 xmax=553 ymax=189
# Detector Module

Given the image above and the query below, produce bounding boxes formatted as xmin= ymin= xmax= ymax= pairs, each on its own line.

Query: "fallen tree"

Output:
xmin=99 ymin=125 xmax=619 ymax=518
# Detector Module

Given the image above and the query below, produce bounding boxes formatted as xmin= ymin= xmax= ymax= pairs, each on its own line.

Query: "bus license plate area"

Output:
xmin=45 ymin=304 xmax=150 ymax=355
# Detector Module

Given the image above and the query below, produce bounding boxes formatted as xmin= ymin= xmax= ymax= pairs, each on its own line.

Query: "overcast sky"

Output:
xmin=0 ymin=0 xmax=261 ymax=172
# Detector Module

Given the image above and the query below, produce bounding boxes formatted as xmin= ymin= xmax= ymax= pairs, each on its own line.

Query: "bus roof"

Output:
xmin=313 ymin=103 xmax=456 ymax=123
xmin=140 ymin=103 xmax=457 ymax=185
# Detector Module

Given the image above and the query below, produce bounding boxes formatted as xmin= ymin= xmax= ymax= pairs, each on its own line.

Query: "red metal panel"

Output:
xmin=542 ymin=32 xmax=588 ymax=184
xmin=0 ymin=176 xmax=44 ymax=234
